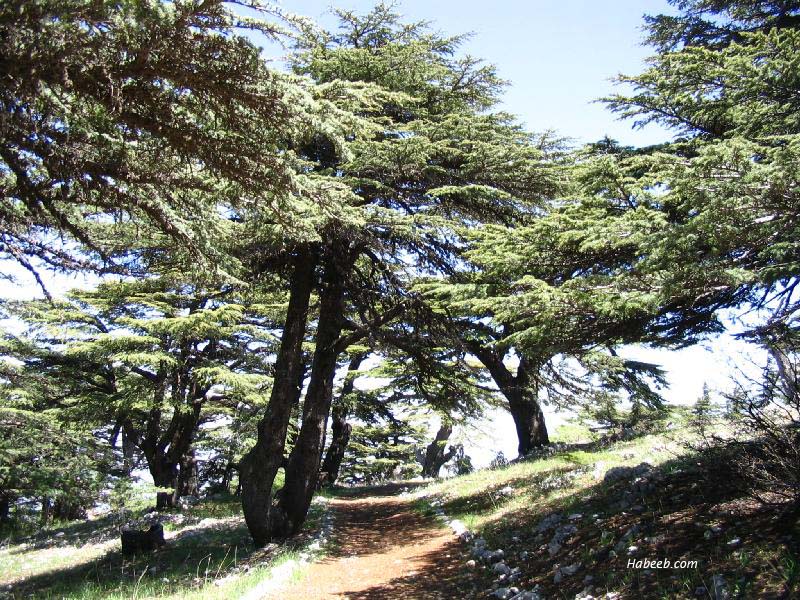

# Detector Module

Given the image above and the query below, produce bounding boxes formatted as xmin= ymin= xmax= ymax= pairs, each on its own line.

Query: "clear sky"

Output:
xmin=276 ymin=0 xmax=677 ymax=146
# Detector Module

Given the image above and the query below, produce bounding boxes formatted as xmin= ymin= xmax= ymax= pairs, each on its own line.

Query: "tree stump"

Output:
xmin=121 ymin=523 xmax=165 ymax=555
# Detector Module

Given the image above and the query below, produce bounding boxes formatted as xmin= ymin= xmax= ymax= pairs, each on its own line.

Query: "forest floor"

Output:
xmin=2 ymin=412 xmax=798 ymax=599
xmin=260 ymin=483 xmax=475 ymax=599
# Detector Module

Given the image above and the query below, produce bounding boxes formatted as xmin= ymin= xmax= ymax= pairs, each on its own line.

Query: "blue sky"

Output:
xmin=275 ymin=0 xmax=676 ymax=146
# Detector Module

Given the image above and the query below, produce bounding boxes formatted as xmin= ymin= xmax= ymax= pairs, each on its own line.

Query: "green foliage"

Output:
xmin=0 ymin=0 xmax=348 ymax=284
xmin=340 ymin=416 xmax=427 ymax=485
xmin=0 ymin=406 xmax=107 ymax=526
xmin=692 ymin=383 xmax=715 ymax=435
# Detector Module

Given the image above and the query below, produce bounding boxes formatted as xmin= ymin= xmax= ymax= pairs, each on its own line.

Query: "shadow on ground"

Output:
xmin=424 ymin=445 xmax=800 ymax=599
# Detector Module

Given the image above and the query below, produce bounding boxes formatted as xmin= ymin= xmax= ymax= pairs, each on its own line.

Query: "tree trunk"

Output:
xmin=320 ymin=353 xmax=365 ymax=486
xmin=274 ymin=246 xmax=353 ymax=537
xmin=0 ymin=494 xmax=10 ymax=524
xmin=151 ymin=458 xmax=179 ymax=510
xmin=471 ymin=345 xmax=549 ymax=457
xmin=421 ymin=423 xmax=455 ymax=478
xmin=121 ymin=426 xmax=136 ymax=475
xmin=508 ymin=355 xmax=549 ymax=455
xmin=240 ymin=247 xmax=318 ymax=546
xmin=179 ymin=449 xmax=199 ymax=498
xmin=40 ymin=497 xmax=51 ymax=524
xmin=53 ymin=498 xmax=85 ymax=521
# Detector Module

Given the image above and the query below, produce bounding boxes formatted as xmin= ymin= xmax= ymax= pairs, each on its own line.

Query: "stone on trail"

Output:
xmin=511 ymin=591 xmax=542 ymax=600
xmin=554 ymin=562 xmax=582 ymax=583
xmin=488 ymin=549 xmax=505 ymax=563
xmin=535 ymin=512 xmax=563 ymax=533
xmin=492 ymin=561 xmax=512 ymax=575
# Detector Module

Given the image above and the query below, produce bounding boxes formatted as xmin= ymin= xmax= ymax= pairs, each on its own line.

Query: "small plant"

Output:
xmin=691 ymin=383 xmax=716 ymax=437
xmin=489 ymin=451 xmax=508 ymax=469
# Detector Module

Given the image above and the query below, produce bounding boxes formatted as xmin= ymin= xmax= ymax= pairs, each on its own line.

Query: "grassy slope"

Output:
xmin=416 ymin=411 xmax=799 ymax=599
xmin=1 ymin=494 xmax=324 ymax=600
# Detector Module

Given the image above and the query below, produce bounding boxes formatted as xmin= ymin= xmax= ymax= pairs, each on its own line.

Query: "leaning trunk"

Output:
xmin=240 ymin=248 xmax=317 ymax=546
xmin=320 ymin=353 xmax=364 ymax=486
xmin=474 ymin=346 xmax=549 ymax=457
xmin=274 ymin=248 xmax=352 ymax=537
xmin=508 ymin=355 xmax=549 ymax=455
xmin=320 ymin=407 xmax=352 ymax=487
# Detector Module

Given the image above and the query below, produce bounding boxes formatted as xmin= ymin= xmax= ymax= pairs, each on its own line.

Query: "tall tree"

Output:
xmin=240 ymin=2 xmax=559 ymax=543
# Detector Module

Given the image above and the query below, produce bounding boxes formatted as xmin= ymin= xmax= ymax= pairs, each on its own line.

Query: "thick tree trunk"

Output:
xmin=507 ymin=355 xmax=549 ymax=455
xmin=274 ymin=247 xmax=353 ymax=537
xmin=143 ymin=405 xmax=202 ymax=510
xmin=421 ymin=423 xmax=455 ymax=478
xmin=472 ymin=345 xmax=549 ymax=457
xmin=179 ymin=450 xmax=199 ymax=498
xmin=320 ymin=353 xmax=364 ymax=486
xmin=151 ymin=459 xmax=179 ymax=510
xmin=240 ymin=248 xmax=318 ymax=546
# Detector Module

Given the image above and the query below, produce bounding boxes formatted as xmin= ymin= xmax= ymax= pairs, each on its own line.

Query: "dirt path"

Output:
xmin=262 ymin=485 xmax=476 ymax=599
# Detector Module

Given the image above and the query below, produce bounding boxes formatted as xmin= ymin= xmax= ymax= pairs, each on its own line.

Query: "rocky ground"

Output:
xmin=2 ymin=417 xmax=798 ymax=599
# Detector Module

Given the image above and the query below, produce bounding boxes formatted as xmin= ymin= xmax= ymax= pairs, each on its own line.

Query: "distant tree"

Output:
xmin=340 ymin=418 xmax=427 ymax=485
xmin=1 ymin=279 xmax=275 ymax=509
xmin=319 ymin=352 xmax=367 ymax=487
xmin=692 ymin=383 xmax=715 ymax=436
xmin=420 ymin=422 xmax=459 ymax=479
xmin=0 ymin=386 xmax=107 ymax=525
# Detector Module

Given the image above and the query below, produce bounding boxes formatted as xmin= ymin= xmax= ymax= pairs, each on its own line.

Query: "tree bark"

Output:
xmin=471 ymin=345 xmax=549 ymax=456
xmin=121 ymin=425 xmax=136 ymax=476
xmin=240 ymin=247 xmax=318 ymax=546
xmin=150 ymin=457 xmax=179 ymax=510
xmin=40 ymin=497 xmax=51 ymax=524
xmin=421 ymin=423 xmax=455 ymax=478
xmin=179 ymin=449 xmax=199 ymax=498
xmin=320 ymin=353 xmax=365 ymax=486
xmin=273 ymin=246 xmax=354 ymax=537
xmin=507 ymin=355 xmax=549 ymax=454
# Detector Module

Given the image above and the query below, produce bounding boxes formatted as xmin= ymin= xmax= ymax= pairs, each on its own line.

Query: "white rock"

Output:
xmin=568 ymin=513 xmax=583 ymax=521
xmin=449 ymin=519 xmax=467 ymax=535
xmin=488 ymin=549 xmax=505 ymax=563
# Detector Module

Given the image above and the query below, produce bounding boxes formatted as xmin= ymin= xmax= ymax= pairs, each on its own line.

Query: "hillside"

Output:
xmin=3 ymin=414 xmax=797 ymax=599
